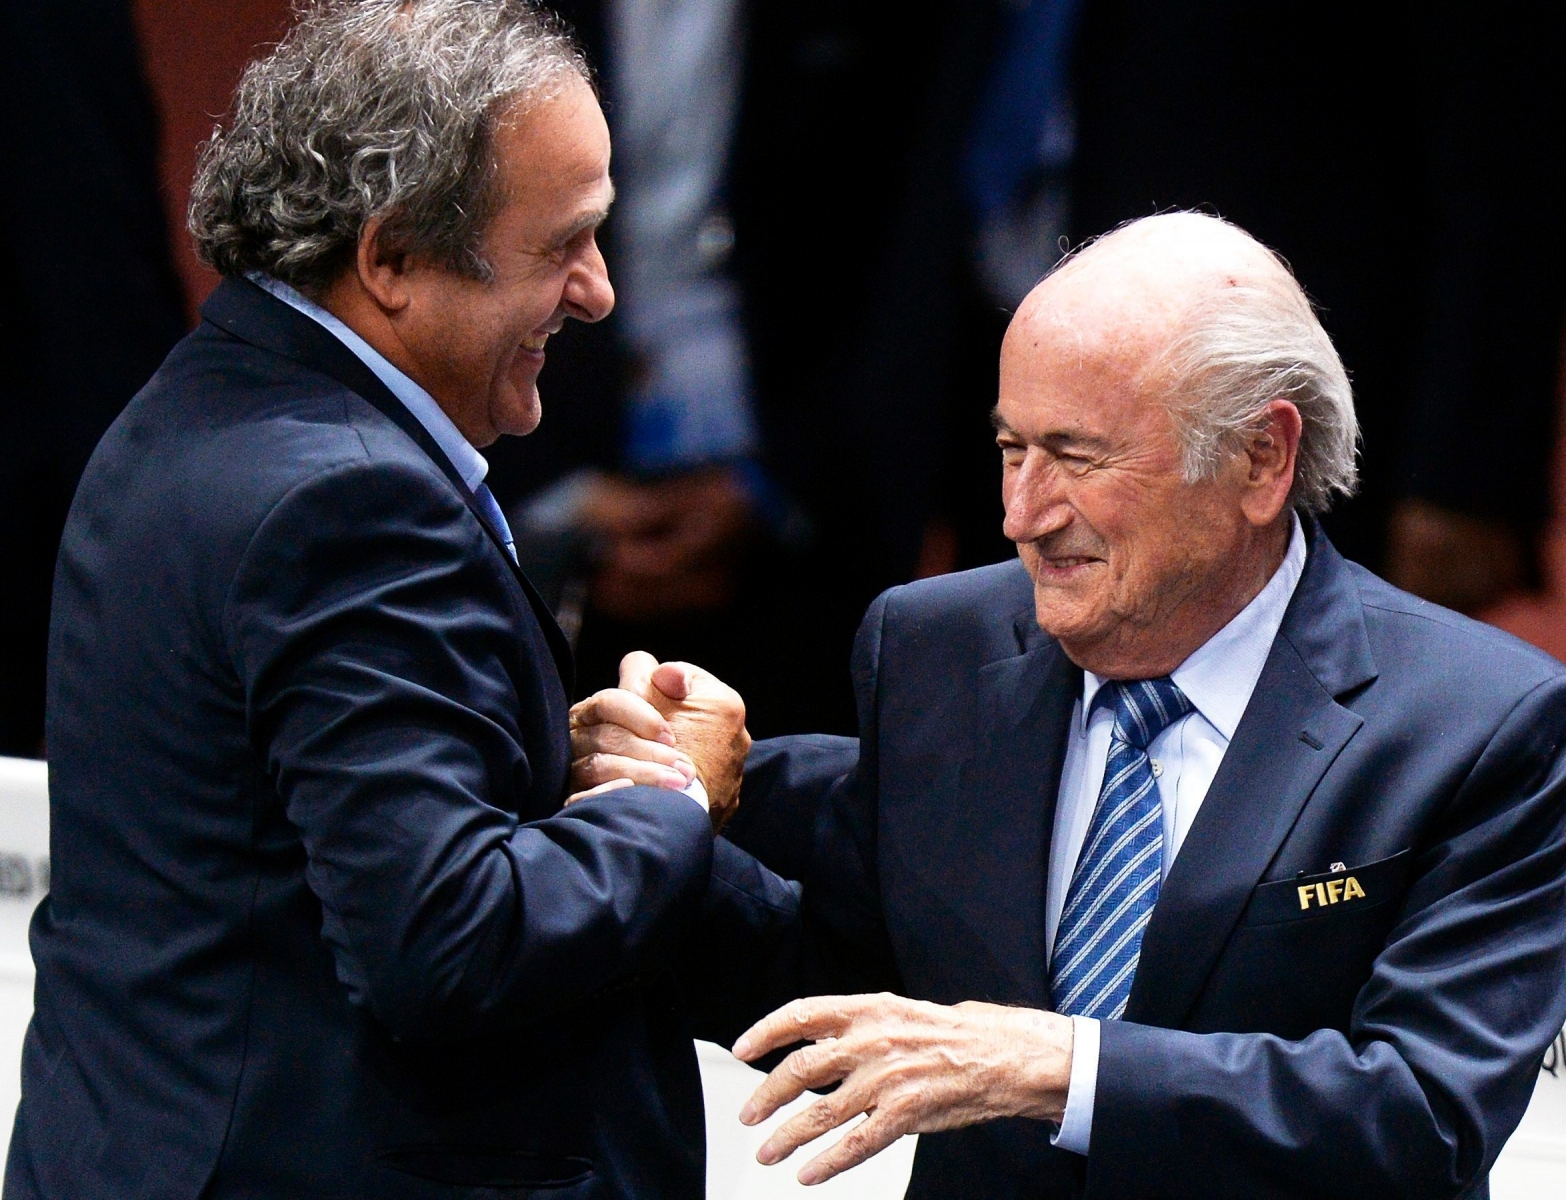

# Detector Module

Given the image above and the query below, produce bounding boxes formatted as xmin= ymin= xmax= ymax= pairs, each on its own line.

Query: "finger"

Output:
xmin=618 ymin=651 xmax=661 ymax=696
xmin=739 ymin=1039 xmax=856 ymax=1128
xmin=755 ymin=1086 xmax=864 ymax=1167
xmin=732 ymin=996 xmax=865 ymax=1063
xmin=569 ymin=688 xmax=673 ymax=746
xmin=564 ymin=778 xmax=635 ymax=806
xmin=651 ymin=661 xmax=696 ymax=703
xmin=571 ymin=753 xmax=690 ymax=792
xmin=795 ymin=1108 xmax=910 ymax=1187
xmin=570 ymin=724 xmax=694 ymax=775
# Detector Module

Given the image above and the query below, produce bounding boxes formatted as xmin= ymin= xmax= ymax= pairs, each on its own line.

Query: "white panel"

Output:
xmin=0 ymin=756 xmax=47 ymax=1175
xmin=698 ymin=1040 xmax=916 ymax=1199
xmin=1493 ymin=1047 xmax=1566 ymax=1200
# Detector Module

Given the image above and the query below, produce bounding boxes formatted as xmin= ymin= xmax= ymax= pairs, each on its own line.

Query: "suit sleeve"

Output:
xmin=799 ymin=590 xmax=904 ymax=997
xmin=1089 ymin=675 xmax=1566 ymax=1199
xmin=677 ymin=594 xmax=905 ymax=1045
xmin=226 ymin=457 xmax=713 ymax=1042
xmin=678 ymin=734 xmax=857 ymax=1047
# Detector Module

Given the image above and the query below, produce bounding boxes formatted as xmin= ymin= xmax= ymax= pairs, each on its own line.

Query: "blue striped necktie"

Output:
xmin=472 ymin=482 xmax=518 ymax=564
xmin=1050 ymin=677 xmax=1192 ymax=1019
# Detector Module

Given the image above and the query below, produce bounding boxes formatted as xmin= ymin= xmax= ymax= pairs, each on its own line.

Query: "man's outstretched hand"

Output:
xmin=731 ymin=994 xmax=1074 ymax=1186
xmin=567 ymin=652 xmax=751 ymax=829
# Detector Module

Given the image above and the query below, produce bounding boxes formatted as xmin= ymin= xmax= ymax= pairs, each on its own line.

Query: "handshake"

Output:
xmin=566 ymin=651 xmax=752 ymax=829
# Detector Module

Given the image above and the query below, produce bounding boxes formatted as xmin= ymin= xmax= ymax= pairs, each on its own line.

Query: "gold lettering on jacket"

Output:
xmin=1297 ymin=874 xmax=1367 ymax=910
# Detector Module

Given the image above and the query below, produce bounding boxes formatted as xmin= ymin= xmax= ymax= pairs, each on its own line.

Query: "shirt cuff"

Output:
xmin=681 ymin=776 xmax=710 ymax=812
xmin=1051 ymin=1015 xmax=1099 ymax=1155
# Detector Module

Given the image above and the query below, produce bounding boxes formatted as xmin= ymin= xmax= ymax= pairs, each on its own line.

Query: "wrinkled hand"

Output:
xmin=567 ymin=652 xmax=750 ymax=829
xmin=581 ymin=468 xmax=756 ymax=621
xmin=731 ymin=994 xmax=1073 ymax=1186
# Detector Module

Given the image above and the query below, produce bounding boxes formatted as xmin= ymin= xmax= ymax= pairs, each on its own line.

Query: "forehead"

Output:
xmin=491 ymin=76 xmax=612 ymax=208
xmin=997 ymin=278 xmax=1179 ymax=444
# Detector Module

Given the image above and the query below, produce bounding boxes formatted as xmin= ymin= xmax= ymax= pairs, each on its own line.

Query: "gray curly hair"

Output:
xmin=189 ymin=0 xmax=590 ymax=292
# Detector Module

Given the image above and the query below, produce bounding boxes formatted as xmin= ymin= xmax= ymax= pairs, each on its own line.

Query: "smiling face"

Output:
xmin=996 ymin=235 xmax=1296 ymax=678
xmin=387 ymin=74 xmax=614 ymax=445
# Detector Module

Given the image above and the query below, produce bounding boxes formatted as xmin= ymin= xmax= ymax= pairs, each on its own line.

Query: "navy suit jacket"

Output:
xmin=725 ymin=526 xmax=1566 ymax=1198
xmin=6 ymin=278 xmax=733 ymax=1199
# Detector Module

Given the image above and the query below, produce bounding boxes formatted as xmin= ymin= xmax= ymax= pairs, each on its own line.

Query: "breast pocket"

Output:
xmin=1242 ymin=849 xmax=1413 ymax=928
xmin=1203 ymin=850 xmax=1413 ymax=1039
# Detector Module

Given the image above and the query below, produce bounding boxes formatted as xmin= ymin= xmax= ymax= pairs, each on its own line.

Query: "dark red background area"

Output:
xmin=132 ymin=0 xmax=293 ymax=318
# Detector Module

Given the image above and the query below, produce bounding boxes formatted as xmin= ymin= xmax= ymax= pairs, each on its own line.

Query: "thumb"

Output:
xmin=651 ymin=661 xmax=697 ymax=703
xmin=618 ymin=650 xmax=661 ymax=698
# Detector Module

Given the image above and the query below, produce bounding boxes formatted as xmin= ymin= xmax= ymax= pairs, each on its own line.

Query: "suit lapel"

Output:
xmin=200 ymin=277 xmax=573 ymax=687
xmin=1125 ymin=528 xmax=1377 ymax=1028
xmin=951 ymin=631 xmax=1079 ymax=1007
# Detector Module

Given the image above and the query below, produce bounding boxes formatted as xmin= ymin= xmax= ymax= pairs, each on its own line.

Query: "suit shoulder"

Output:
xmin=1347 ymin=561 xmax=1564 ymax=691
xmin=120 ymin=326 xmax=452 ymax=508
xmin=868 ymin=559 xmax=1036 ymax=666
xmin=882 ymin=559 xmax=1032 ymax=618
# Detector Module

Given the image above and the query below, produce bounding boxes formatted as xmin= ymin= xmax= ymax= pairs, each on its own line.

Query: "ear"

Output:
xmin=354 ymin=215 xmax=414 ymax=314
xmin=1238 ymin=399 xmax=1302 ymax=527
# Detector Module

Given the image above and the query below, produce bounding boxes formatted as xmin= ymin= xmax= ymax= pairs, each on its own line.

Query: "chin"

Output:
xmin=1033 ymin=595 xmax=1103 ymax=644
xmin=494 ymin=388 xmax=542 ymax=438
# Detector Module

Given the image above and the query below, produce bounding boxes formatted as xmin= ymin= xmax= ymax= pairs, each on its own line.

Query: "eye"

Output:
xmin=1054 ymin=449 xmax=1094 ymax=473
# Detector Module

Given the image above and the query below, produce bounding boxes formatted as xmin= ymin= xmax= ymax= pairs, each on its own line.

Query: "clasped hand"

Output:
xmin=566 ymin=651 xmax=750 ymax=830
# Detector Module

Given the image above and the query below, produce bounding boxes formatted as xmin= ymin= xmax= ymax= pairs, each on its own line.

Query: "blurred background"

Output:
xmin=2 ymin=0 xmax=1564 ymax=761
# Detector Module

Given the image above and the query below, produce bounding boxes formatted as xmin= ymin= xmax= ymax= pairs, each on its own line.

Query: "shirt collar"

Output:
xmin=1081 ymin=513 xmax=1308 ymax=740
xmin=248 ymin=273 xmax=489 ymax=492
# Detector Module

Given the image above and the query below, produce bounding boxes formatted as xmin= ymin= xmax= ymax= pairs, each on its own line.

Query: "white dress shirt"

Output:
xmin=1049 ymin=516 xmax=1307 ymax=1153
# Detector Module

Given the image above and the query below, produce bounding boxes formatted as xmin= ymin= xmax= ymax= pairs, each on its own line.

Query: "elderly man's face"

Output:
xmin=995 ymin=280 xmax=1265 ymax=677
xmin=395 ymin=73 xmax=614 ymax=445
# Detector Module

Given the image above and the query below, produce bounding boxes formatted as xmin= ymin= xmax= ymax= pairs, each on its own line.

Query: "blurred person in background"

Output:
xmin=489 ymin=0 xmax=980 ymax=736
xmin=939 ymin=0 xmax=1566 ymax=613
xmin=0 ymin=0 xmax=188 ymax=757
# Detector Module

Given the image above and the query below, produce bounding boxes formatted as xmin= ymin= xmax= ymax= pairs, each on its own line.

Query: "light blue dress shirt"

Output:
xmin=248 ymin=274 xmax=491 ymax=493
xmin=1048 ymin=515 xmax=1308 ymax=1154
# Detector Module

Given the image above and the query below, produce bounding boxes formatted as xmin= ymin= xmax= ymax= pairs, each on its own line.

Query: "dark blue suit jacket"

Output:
xmin=6 ymin=278 xmax=734 ymax=1199
xmin=728 ymin=526 xmax=1566 ymax=1198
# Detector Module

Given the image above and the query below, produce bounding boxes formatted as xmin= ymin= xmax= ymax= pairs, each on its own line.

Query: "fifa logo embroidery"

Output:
xmin=1297 ymin=875 xmax=1366 ymax=910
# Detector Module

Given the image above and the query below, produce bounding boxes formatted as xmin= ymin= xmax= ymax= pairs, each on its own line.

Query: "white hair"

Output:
xmin=1161 ymin=265 xmax=1359 ymax=513
xmin=1057 ymin=212 xmax=1360 ymax=513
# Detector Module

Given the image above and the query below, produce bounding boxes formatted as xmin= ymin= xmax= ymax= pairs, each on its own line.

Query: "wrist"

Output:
xmin=1001 ymin=1007 xmax=1074 ymax=1123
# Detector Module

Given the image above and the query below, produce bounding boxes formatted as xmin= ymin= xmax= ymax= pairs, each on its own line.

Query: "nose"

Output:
xmin=1002 ymin=449 xmax=1073 ymax=546
xmin=563 ymin=237 xmax=615 ymax=323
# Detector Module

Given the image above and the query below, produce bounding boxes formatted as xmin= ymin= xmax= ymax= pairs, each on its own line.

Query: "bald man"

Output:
xmin=570 ymin=213 xmax=1566 ymax=1198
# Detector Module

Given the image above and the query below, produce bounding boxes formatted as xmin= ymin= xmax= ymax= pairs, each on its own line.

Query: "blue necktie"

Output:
xmin=1050 ymin=678 xmax=1192 ymax=1019
xmin=472 ymin=482 xmax=518 ymax=564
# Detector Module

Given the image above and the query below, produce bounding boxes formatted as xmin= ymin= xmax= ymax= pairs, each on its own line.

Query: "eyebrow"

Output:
xmin=549 ymin=181 xmax=616 ymax=248
xmin=990 ymin=407 xmax=1114 ymax=454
